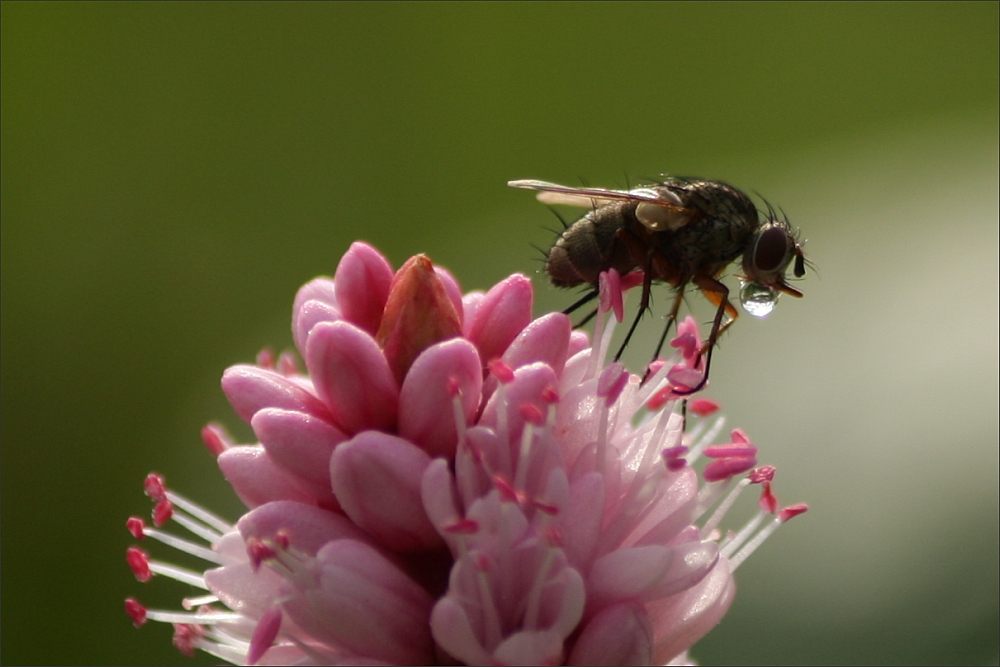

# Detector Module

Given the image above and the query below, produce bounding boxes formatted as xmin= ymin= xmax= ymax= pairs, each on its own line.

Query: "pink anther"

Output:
xmin=126 ymin=516 xmax=146 ymax=540
xmin=779 ymin=503 xmax=809 ymax=523
xmin=126 ymin=546 xmax=152 ymax=582
xmin=487 ymin=358 xmax=515 ymax=384
xmin=689 ymin=398 xmax=720 ymax=416
xmin=143 ymin=473 xmax=167 ymax=502
xmin=152 ymin=499 xmax=173 ymax=527
xmin=124 ymin=597 xmax=148 ymax=627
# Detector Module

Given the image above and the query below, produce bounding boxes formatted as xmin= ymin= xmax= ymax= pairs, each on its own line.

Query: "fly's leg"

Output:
xmin=574 ymin=308 xmax=599 ymax=328
xmin=562 ymin=289 xmax=598 ymax=316
xmin=673 ymin=276 xmax=738 ymax=395
xmin=613 ymin=226 xmax=661 ymax=362
xmin=641 ymin=284 xmax=687 ymax=384
xmin=651 ymin=286 xmax=687 ymax=360
xmin=613 ymin=257 xmax=653 ymax=362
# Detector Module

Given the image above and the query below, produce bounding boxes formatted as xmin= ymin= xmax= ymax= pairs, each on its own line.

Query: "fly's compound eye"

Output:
xmin=752 ymin=225 xmax=792 ymax=274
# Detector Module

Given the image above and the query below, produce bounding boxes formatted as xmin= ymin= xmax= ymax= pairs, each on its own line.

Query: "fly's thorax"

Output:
xmin=666 ymin=179 xmax=758 ymax=227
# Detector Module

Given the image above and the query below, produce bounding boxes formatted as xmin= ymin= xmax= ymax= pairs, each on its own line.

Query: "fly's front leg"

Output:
xmin=641 ymin=284 xmax=687 ymax=384
xmin=695 ymin=276 xmax=738 ymax=354
xmin=673 ymin=275 xmax=737 ymax=395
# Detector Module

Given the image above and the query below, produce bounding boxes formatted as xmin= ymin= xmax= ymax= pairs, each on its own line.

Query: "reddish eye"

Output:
xmin=753 ymin=226 xmax=789 ymax=273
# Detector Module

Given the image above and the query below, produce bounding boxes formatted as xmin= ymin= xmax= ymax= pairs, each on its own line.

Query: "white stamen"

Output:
xmin=169 ymin=510 xmax=224 ymax=545
xmin=515 ymin=422 xmax=535 ymax=492
xmin=149 ymin=560 xmax=209 ymax=589
xmin=475 ymin=558 xmax=503 ymax=650
xmin=728 ymin=514 xmax=783 ymax=571
xmin=522 ymin=546 xmax=556 ymax=629
xmin=695 ymin=478 xmax=732 ymax=517
xmin=495 ymin=385 xmax=510 ymax=467
xmin=144 ymin=526 xmax=223 ymax=564
xmin=700 ymin=478 xmax=751 ymax=539
xmin=182 ymin=594 xmax=220 ymax=609
xmin=451 ymin=392 xmax=468 ymax=447
xmin=635 ymin=364 xmax=671 ymax=405
xmin=687 ymin=415 xmax=726 ymax=463
xmin=194 ymin=640 xmax=246 ymax=665
xmin=144 ymin=609 xmax=243 ymax=625
xmin=721 ymin=509 xmax=768 ymax=559
xmin=166 ymin=489 xmax=232 ymax=534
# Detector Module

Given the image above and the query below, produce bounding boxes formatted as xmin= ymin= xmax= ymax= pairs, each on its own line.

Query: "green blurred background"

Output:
xmin=2 ymin=2 xmax=997 ymax=665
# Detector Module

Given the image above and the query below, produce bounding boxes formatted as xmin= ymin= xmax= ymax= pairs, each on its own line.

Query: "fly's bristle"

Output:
xmin=547 ymin=207 xmax=570 ymax=230
xmin=529 ymin=242 xmax=547 ymax=255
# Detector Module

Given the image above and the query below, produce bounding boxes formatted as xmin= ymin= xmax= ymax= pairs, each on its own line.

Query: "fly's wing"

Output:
xmin=508 ymin=179 xmax=678 ymax=206
xmin=508 ymin=179 xmax=695 ymax=232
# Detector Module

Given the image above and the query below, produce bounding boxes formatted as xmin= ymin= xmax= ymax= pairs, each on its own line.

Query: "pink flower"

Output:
xmin=124 ymin=243 xmax=807 ymax=665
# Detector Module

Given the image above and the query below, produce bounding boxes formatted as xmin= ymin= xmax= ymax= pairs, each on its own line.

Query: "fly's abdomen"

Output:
xmin=546 ymin=204 xmax=633 ymax=287
xmin=546 ymin=219 xmax=603 ymax=286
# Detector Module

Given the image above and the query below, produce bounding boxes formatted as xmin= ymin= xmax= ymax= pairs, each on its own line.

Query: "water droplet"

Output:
xmin=740 ymin=281 xmax=779 ymax=318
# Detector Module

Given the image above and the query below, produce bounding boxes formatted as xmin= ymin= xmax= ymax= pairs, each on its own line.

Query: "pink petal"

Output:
xmin=454 ymin=426 xmax=499 ymax=506
xmin=588 ymin=541 xmax=718 ymax=607
xmin=291 ymin=277 xmax=338 ymax=353
xmin=434 ymin=266 xmax=465 ymax=322
xmin=460 ymin=291 xmax=484 ymax=334
xmin=502 ymin=312 xmax=572 ymax=374
xmin=567 ymin=330 xmax=590 ymax=357
xmin=569 ymin=602 xmax=652 ymax=666
xmin=376 ymin=255 xmax=463 ymax=383
xmin=293 ymin=298 xmax=341 ymax=357
xmin=598 ymin=268 xmax=624 ymax=322
xmin=557 ymin=472 xmax=605 ymax=569
xmin=292 ymin=276 xmax=338 ymax=313
xmin=204 ymin=561 xmax=287 ymax=617
xmin=334 ymin=241 xmax=394 ymax=335
xmin=493 ymin=629 xmax=564 ymax=665
xmin=464 ymin=273 xmax=533 ymax=363
xmin=286 ymin=539 xmax=434 ymax=664
xmin=539 ymin=563 xmax=586 ymax=637
xmin=588 ymin=545 xmax=674 ymax=605
xmin=480 ymin=362 xmax=559 ymax=443
xmin=667 ymin=365 xmax=704 ymax=390
xmin=399 ymin=339 xmax=482 ymax=458
xmin=247 ymin=607 xmax=282 ymax=665
xmin=221 ymin=365 xmax=331 ymax=424
xmin=648 ymin=558 xmax=735 ymax=664
xmin=305 ymin=321 xmax=398 ymax=434
xmin=252 ymin=408 xmax=347 ymax=492
xmin=329 ymin=432 xmax=441 ymax=552
xmin=237 ymin=500 xmax=369 ymax=555
xmin=217 ymin=446 xmax=328 ymax=508
xmin=430 ymin=597 xmax=492 ymax=665
xmin=643 ymin=541 xmax=719 ymax=600
xmin=626 ymin=468 xmax=699 ymax=548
